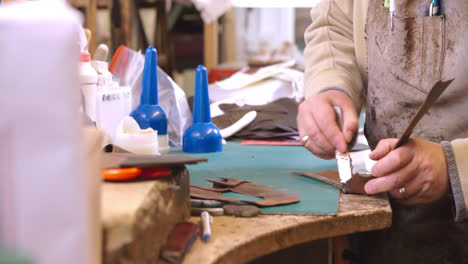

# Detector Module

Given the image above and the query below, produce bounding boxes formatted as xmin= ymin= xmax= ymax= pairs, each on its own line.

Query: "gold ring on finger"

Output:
xmin=300 ymin=135 xmax=310 ymax=146
xmin=399 ymin=186 xmax=409 ymax=199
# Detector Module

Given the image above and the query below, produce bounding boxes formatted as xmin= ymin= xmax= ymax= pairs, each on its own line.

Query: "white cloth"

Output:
xmin=191 ymin=0 xmax=231 ymax=24
xmin=209 ymin=60 xmax=304 ymax=116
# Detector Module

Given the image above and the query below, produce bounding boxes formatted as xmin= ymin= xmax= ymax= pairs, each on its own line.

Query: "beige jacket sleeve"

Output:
xmin=303 ymin=0 xmax=363 ymax=110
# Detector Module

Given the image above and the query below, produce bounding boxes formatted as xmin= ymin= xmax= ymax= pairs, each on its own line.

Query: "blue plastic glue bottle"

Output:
xmin=183 ymin=65 xmax=222 ymax=153
xmin=130 ymin=46 xmax=169 ymax=153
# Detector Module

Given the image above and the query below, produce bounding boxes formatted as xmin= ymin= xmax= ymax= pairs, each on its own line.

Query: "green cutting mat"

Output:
xmin=182 ymin=142 xmax=340 ymax=215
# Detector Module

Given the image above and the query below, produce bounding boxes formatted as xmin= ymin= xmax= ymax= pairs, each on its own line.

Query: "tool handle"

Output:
xmin=333 ymin=106 xmax=357 ymax=150
xmin=333 ymin=106 xmax=344 ymax=130
xmin=102 ymin=167 xmax=142 ymax=181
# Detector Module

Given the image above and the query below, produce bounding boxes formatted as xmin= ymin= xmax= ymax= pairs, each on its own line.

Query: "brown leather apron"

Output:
xmin=358 ymin=0 xmax=468 ymax=263
xmin=366 ymin=0 xmax=468 ymax=147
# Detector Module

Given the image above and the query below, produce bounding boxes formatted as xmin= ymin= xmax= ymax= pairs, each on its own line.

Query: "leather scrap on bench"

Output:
xmin=190 ymin=186 xmax=241 ymax=203
xmin=290 ymin=170 xmax=374 ymax=195
xmin=102 ymin=152 xmax=208 ymax=169
xmin=190 ymin=177 xmax=299 ymax=207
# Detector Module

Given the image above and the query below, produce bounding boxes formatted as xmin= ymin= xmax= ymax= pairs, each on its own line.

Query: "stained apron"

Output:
xmin=358 ymin=0 xmax=468 ymax=263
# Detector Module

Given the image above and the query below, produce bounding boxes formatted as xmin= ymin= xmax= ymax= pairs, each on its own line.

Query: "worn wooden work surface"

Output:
xmin=183 ymin=193 xmax=391 ymax=264
xmin=101 ymin=167 xmax=190 ymax=264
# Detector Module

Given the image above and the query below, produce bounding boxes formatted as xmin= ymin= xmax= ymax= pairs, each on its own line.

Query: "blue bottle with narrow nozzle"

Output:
xmin=183 ymin=65 xmax=222 ymax=153
xmin=130 ymin=46 xmax=169 ymax=153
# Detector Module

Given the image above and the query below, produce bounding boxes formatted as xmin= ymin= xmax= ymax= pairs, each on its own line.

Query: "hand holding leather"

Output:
xmin=364 ymin=138 xmax=449 ymax=205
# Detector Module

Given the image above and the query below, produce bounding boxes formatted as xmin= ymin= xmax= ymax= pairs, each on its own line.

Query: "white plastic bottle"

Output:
xmin=80 ymin=52 xmax=98 ymax=121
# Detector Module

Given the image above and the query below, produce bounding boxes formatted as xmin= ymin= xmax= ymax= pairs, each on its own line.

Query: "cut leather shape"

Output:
xmin=290 ymin=170 xmax=344 ymax=190
xmin=190 ymin=177 xmax=299 ymax=207
xmin=395 ymin=79 xmax=454 ymax=148
xmin=345 ymin=173 xmax=374 ymax=195
xmin=190 ymin=186 xmax=241 ymax=203
xmin=290 ymin=170 xmax=374 ymax=195
xmin=207 ymin=177 xmax=247 ymax=188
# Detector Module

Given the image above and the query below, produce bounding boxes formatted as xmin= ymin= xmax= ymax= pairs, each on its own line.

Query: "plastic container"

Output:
xmin=80 ymin=52 xmax=98 ymax=121
xmin=183 ymin=65 xmax=222 ymax=153
xmin=91 ymin=59 xmax=132 ymax=141
xmin=91 ymin=60 xmax=112 ymax=85
xmin=114 ymin=116 xmax=159 ymax=155
xmin=130 ymin=46 xmax=169 ymax=153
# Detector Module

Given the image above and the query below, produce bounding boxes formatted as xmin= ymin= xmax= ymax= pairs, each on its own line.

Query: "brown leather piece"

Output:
xmin=190 ymin=186 xmax=241 ymax=203
xmin=207 ymin=177 xmax=247 ymax=187
xmin=190 ymin=177 xmax=299 ymax=207
xmin=345 ymin=173 xmax=374 ymax=195
xmin=211 ymin=98 xmax=299 ymax=140
xmin=290 ymin=170 xmax=374 ymax=195
xmin=102 ymin=152 xmax=208 ymax=169
xmin=395 ymin=79 xmax=454 ymax=148
xmin=290 ymin=170 xmax=344 ymax=190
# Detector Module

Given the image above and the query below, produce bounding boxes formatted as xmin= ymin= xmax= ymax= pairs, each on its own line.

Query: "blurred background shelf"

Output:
xmin=66 ymin=0 xmax=315 ymax=96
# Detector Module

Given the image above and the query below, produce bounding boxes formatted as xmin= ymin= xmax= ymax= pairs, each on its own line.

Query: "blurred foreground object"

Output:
xmin=0 ymin=1 xmax=102 ymax=263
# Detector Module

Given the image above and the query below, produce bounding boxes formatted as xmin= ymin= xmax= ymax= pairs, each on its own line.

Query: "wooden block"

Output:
xmin=204 ymin=22 xmax=218 ymax=71
xmin=102 ymin=166 xmax=190 ymax=263
xmin=160 ymin=222 xmax=200 ymax=264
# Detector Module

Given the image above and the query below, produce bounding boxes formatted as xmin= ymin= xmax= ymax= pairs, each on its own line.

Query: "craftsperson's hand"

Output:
xmin=297 ymin=90 xmax=358 ymax=159
xmin=364 ymin=138 xmax=449 ymax=205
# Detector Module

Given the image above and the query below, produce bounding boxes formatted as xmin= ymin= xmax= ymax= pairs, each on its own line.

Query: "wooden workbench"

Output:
xmin=183 ymin=193 xmax=391 ymax=264
xmin=101 ymin=165 xmax=391 ymax=264
xmin=101 ymin=167 xmax=191 ymax=263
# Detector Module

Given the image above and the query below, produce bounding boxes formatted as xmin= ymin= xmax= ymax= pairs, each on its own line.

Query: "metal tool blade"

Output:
xmin=333 ymin=106 xmax=353 ymax=183
xmin=335 ymin=151 xmax=353 ymax=183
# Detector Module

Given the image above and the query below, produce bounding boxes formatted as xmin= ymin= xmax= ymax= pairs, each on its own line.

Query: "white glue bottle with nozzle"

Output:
xmin=80 ymin=52 xmax=98 ymax=122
